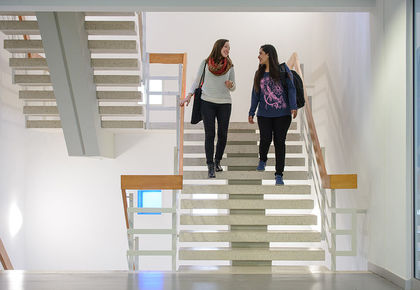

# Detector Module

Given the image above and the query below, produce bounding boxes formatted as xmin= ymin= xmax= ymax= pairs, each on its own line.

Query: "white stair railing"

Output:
xmin=289 ymin=52 xmax=367 ymax=271
xmin=300 ymin=109 xmax=366 ymax=271
xmin=121 ymin=175 xmax=183 ymax=271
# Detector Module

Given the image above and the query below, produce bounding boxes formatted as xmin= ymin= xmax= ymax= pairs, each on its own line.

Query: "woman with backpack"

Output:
xmin=180 ymin=39 xmax=236 ymax=178
xmin=248 ymin=44 xmax=297 ymax=185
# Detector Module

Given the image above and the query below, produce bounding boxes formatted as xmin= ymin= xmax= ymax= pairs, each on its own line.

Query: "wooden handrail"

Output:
xmin=149 ymin=53 xmax=185 ymax=64
xmin=0 ymin=238 xmax=13 ymax=270
xmin=121 ymin=175 xmax=183 ymax=190
xmin=287 ymin=52 xmax=357 ymax=189
xmin=121 ymin=175 xmax=183 ymax=229
xmin=180 ymin=53 xmax=187 ymax=175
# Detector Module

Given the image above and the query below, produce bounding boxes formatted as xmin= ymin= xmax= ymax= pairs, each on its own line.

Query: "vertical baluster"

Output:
xmin=128 ymin=193 xmax=135 ymax=270
xmin=331 ymin=189 xmax=336 ymax=271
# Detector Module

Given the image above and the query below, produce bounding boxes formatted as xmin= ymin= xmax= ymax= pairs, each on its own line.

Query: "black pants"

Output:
xmin=257 ymin=115 xmax=292 ymax=176
xmin=201 ymin=100 xmax=232 ymax=165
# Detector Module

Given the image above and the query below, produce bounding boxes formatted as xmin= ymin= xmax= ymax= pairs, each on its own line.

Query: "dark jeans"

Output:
xmin=257 ymin=115 xmax=292 ymax=176
xmin=201 ymin=100 xmax=232 ymax=165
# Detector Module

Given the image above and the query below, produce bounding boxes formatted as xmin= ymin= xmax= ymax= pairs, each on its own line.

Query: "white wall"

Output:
xmin=306 ymin=0 xmax=410 ymax=278
xmin=367 ymin=0 xmax=411 ymax=280
xmin=146 ymin=12 xmax=317 ymax=123
xmin=0 ymin=32 xmax=26 ymax=269
xmin=308 ymin=13 xmax=371 ymax=270
xmin=23 ymin=130 xmax=176 ymax=270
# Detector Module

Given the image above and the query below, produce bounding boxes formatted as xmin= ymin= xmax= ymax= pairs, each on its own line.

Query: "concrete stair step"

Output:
xmin=185 ymin=122 xmax=297 ymax=131
xmin=88 ymin=40 xmax=137 ymax=53
xmin=23 ymin=106 xmax=58 ymax=115
xmin=26 ymin=120 xmax=61 ymax=128
xmin=23 ymin=106 xmax=143 ymax=116
xmin=5 ymin=39 xmax=137 ymax=53
xmin=181 ymin=199 xmax=314 ymax=209
xmin=0 ymin=20 xmax=136 ymax=35
xmin=183 ymin=170 xmax=308 ymax=180
xmin=180 ymin=214 xmax=317 ymax=225
xmin=84 ymin=21 xmax=136 ymax=35
xmin=179 ymin=247 xmax=325 ymax=261
xmin=184 ymin=144 xmax=302 ymax=154
xmin=10 ymin=58 xmax=139 ymax=70
xmin=182 ymin=184 xmax=311 ymax=195
xmin=25 ymin=120 xmax=144 ymax=129
xmin=19 ymin=90 xmax=142 ymax=102
xmin=19 ymin=90 xmax=54 ymax=101
xmin=183 ymin=157 xmax=305 ymax=167
xmin=14 ymin=74 xmax=140 ymax=86
xmin=179 ymin=230 xmax=321 ymax=242
xmin=0 ymin=20 xmax=39 ymax=35
xmin=94 ymin=75 xmax=140 ymax=86
xmin=101 ymin=120 xmax=144 ymax=129
xmin=4 ymin=40 xmax=43 ymax=53
xmin=98 ymin=106 xmax=143 ymax=115
xmin=91 ymin=58 xmax=139 ymax=70
xmin=10 ymin=58 xmax=48 ymax=70
xmin=184 ymin=132 xmax=300 ymax=142
xmin=14 ymin=74 xmax=51 ymax=85
xmin=96 ymin=91 xmax=142 ymax=102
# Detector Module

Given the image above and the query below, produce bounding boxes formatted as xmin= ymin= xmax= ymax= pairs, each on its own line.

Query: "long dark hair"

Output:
xmin=254 ymin=44 xmax=281 ymax=93
xmin=207 ymin=39 xmax=231 ymax=63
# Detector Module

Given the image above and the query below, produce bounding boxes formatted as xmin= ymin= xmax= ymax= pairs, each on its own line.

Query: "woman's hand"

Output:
xmin=180 ymin=94 xmax=192 ymax=107
xmin=225 ymin=80 xmax=234 ymax=89
xmin=291 ymin=110 xmax=297 ymax=119
xmin=248 ymin=116 xmax=254 ymax=124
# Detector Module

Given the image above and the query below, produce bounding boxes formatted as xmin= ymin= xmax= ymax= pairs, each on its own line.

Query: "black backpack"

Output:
xmin=279 ymin=63 xmax=305 ymax=109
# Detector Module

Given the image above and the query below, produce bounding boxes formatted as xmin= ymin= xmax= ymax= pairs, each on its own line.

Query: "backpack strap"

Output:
xmin=199 ymin=62 xmax=207 ymax=88
xmin=278 ymin=63 xmax=288 ymax=89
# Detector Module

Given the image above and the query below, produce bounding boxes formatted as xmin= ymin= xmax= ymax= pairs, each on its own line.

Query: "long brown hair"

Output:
xmin=206 ymin=39 xmax=232 ymax=64
xmin=254 ymin=44 xmax=281 ymax=93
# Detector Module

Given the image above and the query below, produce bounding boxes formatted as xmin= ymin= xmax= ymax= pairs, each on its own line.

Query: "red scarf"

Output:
xmin=208 ymin=57 xmax=232 ymax=76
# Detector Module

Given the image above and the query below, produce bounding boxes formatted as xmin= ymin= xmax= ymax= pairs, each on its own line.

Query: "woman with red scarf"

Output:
xmin=181 ymin=39 xmax=236 ymax=178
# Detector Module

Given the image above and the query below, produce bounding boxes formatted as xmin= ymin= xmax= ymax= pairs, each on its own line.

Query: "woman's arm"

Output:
xmin=249 ymin=86 xmax=260 ymax=117
xmin=227 ymin=67 xmax=236 ymax=91
xmin=181 ymin=60 xmax=206 ymax=106
xmin=248 ymin=86 xmax=260 ymax=124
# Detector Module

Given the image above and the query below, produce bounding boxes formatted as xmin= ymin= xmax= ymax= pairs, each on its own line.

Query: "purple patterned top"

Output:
xmin=249 ymin=65 xmax=297 ymax=118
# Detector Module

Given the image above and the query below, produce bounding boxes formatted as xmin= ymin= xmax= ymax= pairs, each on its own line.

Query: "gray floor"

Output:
xmin=0 ymin=271 xmax=402 ymax=290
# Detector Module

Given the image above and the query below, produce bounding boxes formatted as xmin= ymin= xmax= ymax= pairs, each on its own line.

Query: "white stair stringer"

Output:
xmin=179 ymin=121 xmax=325 ymax=270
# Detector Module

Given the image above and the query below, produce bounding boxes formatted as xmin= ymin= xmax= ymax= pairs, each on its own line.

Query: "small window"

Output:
xmin=149 ymin=80 xmax=163 ymax=105
xmin=137 ymin=190 xmax=162 ymax=215
xmin=137 ymin=80 xmax=163 ymax=105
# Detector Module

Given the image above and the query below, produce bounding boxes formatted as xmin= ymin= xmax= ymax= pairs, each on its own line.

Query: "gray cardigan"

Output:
xmin=189 ymin=60 xmax=236 ymax=104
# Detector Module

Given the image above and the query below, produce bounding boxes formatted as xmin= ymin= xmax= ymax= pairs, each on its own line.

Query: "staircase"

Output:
xmin=178 ymin=121 xmax=325 ymax=270
xmin=0 ymin=12 xmax=143 ymax=129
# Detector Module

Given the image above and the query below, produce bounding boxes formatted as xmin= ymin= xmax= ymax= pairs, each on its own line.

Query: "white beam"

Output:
xmin=36 ymin=12 xmax=114 ymax=157
xmin=2 ymin=0 xmax=376 ymax=12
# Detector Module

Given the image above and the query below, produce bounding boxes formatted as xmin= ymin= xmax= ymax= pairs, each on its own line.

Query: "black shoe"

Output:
xmin=208 ymin=164 xmax=216 ymax=178
xmin=215 ymin=160 xmax=223 ymax=172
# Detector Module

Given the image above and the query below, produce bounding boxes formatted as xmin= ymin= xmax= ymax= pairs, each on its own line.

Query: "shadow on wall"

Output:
xmin=310 ymin=62 xmax=369 ymax=270
xmin=310 ymin=62 xmax=359 ymax=172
